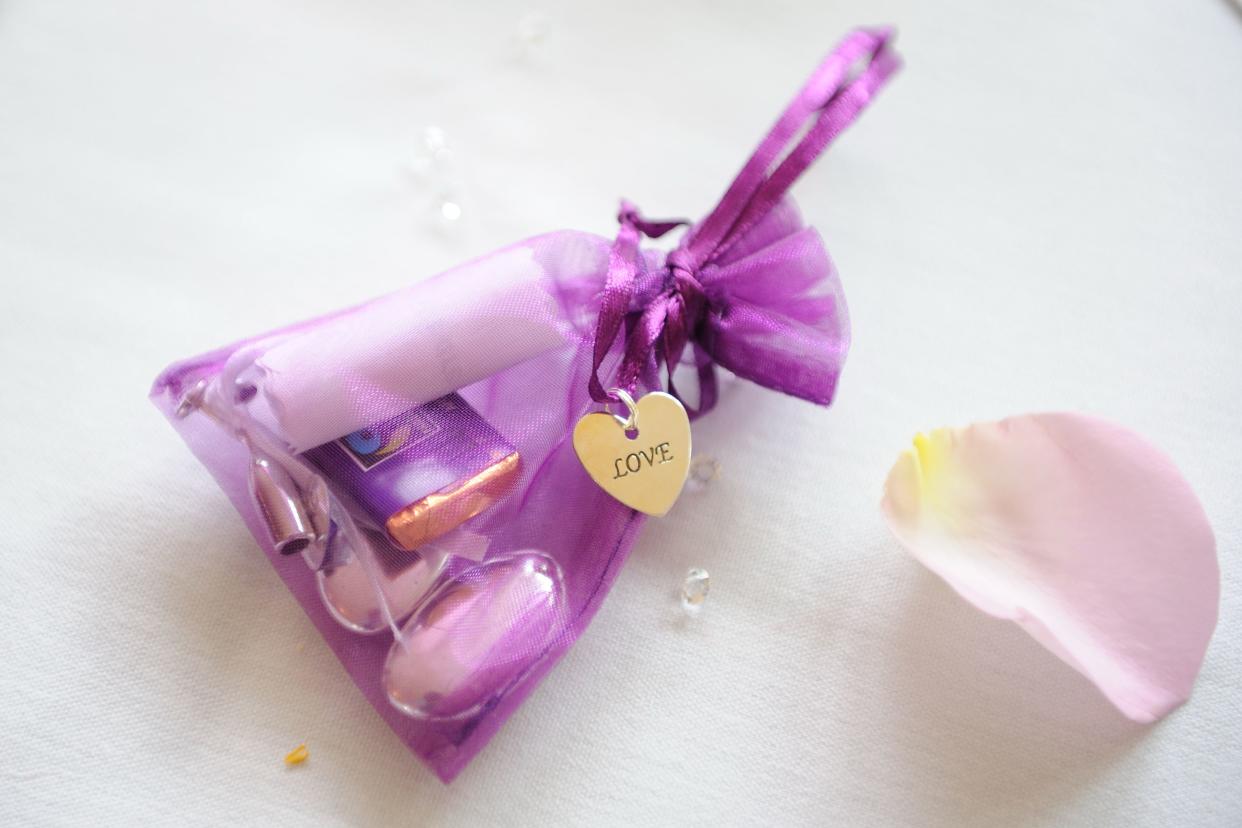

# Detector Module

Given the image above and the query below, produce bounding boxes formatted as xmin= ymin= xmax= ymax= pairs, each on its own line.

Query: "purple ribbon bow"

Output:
xmin=588 ymin=27 xmax=900 ymax=417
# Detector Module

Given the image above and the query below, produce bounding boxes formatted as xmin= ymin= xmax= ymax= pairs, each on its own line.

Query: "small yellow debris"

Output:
xmin=284 ymin=743 xmax=309 ymax=766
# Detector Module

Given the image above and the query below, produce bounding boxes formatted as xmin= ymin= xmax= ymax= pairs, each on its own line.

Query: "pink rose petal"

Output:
xmin=881 ymin=412 xmax=1218 ymax=722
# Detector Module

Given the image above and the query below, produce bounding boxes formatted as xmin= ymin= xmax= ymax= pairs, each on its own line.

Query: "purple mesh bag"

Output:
xmin=150 ymin=28 xmax=899 ymax=782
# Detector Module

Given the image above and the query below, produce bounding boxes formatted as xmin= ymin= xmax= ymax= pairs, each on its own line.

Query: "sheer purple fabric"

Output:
xmin=149 ymin=28 xmax=899 ymax=782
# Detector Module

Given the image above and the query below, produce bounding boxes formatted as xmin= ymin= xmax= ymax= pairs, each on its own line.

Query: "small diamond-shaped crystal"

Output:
xmin=680 ymin=568 xmax=710 ymax=614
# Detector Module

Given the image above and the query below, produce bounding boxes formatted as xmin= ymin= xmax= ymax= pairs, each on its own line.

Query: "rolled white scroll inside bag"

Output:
xmin=250 ymin=246 xmax=568 ymax=453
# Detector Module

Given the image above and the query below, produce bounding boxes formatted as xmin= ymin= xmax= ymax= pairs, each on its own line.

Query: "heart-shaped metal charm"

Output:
xmin=572 ymin=390 xmax=691 ymax=516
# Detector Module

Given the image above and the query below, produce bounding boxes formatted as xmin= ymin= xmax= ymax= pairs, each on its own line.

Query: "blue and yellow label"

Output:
xmin=338 ymin=406 xmax=439 ymax=471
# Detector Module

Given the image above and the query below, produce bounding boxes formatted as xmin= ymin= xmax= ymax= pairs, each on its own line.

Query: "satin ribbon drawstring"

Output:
xmin=588 ymin=27 xmax=901 ymax=417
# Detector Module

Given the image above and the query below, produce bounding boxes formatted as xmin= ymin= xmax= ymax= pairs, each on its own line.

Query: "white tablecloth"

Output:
xmin=2 ymin=1 xmax=1239 ymax=824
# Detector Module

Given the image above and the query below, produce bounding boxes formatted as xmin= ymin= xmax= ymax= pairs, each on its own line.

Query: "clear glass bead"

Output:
xmin=680 ymin=567 xmax=710 ymax=615
xmin=685 ymin=455 xmax=720 ymax=493
xmin=422 ymin=126 xmax=447 ymax=154
xmin=412 ymin=127 xmax=454 ymax=175
xmin=408 ymin=127 xmax=466 ymax=233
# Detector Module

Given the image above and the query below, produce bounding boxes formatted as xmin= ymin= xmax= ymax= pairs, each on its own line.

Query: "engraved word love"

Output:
xmin=612 ymin=442 xmax=674 ymax=479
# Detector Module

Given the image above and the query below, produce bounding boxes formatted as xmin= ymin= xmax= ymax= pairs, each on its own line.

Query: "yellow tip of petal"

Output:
xmin=909 ymin=429 xmax=955 ymax=512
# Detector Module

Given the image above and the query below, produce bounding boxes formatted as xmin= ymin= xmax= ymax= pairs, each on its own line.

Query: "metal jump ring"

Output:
xmin=607 ymin=387 xmax=640 ymax=433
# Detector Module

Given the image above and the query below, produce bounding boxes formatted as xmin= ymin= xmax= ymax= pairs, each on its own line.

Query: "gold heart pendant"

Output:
xmin=572 ymin=390 xmax=691 ymax=516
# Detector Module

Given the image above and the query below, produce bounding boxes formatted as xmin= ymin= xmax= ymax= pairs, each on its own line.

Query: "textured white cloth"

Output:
xmin=1 ymin=1 xmax=1239 ymax=825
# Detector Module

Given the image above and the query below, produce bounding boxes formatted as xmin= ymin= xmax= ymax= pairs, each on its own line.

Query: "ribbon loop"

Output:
xmin=588 ymin=27 xmax=900 ymax=416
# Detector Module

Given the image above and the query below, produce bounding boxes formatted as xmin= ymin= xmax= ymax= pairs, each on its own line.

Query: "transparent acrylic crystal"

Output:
xmin=685 ymin=455 xmax=720 ymax=493
xmin=409 ymin=126 xmax=465 ymax=232
xmin=680 ymin=567 xmax=710 ymax=615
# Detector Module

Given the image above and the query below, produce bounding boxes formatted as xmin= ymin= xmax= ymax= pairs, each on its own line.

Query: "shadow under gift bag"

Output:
xmin=150 ymin=27 xmax=899 ymax=782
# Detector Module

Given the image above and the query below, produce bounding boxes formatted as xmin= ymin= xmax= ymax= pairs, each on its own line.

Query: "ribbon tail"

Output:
xmin=664 ymin=343 xmax=718 ymax=421
xmin=588 ymin=203 xmax=643 ymax=404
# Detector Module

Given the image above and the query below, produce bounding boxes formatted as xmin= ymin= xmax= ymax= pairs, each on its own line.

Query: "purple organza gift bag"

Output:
xmin=150 ymin=28 xmax=899 ymax=782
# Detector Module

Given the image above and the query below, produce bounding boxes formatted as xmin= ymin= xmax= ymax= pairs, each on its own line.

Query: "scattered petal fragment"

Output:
xmin=284 ymin=743 xmax=309 ymax=766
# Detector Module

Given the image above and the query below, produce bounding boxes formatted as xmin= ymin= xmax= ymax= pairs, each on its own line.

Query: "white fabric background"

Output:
xmin=2 ymin=1 xmax=1239 ymax=825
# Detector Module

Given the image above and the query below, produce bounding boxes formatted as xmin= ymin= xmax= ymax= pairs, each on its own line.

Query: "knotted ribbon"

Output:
xmin=588 ymin=27 xmax=900 ymax=417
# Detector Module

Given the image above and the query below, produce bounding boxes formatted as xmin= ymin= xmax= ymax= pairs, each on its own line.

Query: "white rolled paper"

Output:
xmin=253 ymin=246 xmax=566 ymax=453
